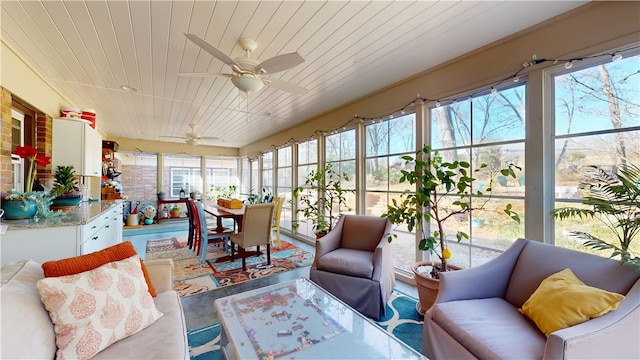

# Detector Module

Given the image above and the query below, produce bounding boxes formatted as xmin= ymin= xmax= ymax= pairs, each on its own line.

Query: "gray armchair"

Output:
xmin=424 ymin=238 xmax=640 ymax=359
xmin=310 ymin=215 xmax=395 ymax=320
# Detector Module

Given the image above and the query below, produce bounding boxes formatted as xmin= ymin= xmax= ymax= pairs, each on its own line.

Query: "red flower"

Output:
xmin=34 ymin=154 xmax=51 ymax=166
xmin=11 ymin=145 xmax=50 ymax=192
xmin=12 ymin=145 xmax=38 ymax=159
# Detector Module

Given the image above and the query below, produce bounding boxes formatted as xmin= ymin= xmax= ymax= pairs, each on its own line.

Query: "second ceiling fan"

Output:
xmin=180 ymin=33 xmax=308 ymax=96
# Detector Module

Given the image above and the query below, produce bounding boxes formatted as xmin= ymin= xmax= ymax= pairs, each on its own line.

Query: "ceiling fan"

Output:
xmin=159 ymin=124 xmax=219 ymax=146
xmin=180 ymin=33 xmax=308 ymax=96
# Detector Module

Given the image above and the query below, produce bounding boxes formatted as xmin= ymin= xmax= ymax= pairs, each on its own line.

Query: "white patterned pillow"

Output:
xmin=36 ymin=254 xmax=163 ymax=360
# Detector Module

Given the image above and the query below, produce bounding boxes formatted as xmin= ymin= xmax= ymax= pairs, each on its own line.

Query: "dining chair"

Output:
xmin=270 ymin=196 xmax=285 ymax=248
xmin=185 ymin=198 xmax=202 ymax=255
xmin=194 ymin=201 xmax=234 ymax=262
xmin=229 ymin=203 xmax=275 ymax=270
xmin=184 ymin=198 xmax=195 ymax=249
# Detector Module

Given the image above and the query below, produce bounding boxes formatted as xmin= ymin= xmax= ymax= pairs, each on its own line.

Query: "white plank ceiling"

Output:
xmin=1 ymin=0 xmax=586 ymax=149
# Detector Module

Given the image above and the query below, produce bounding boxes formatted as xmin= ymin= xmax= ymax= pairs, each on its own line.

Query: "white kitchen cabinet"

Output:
xmin=81 ymin=203 xmax=123 ymax=255
xmin=52 ymin=118 xmax=102 ymax=176
xmin=1 ymin=203 xmax=123 ymax=265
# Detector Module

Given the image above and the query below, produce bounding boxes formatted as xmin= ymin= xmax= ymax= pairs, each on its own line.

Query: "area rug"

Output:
xmin=186 ymin=290 xmax=423 ymax=359
xmin=145 ymin=237 xmax=313 ymax=297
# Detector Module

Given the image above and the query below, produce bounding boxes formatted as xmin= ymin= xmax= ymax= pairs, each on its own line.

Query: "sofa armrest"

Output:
xmin=312 ymin=216 xmax=345 ymax=268
xmin=144 ymin=259 xmax=174 ymax=293
xmin=372 ymin=219 xmax=393 ymax=281
xmin=435 ymin=238 xmax=528 ymax=304
xmin=544 ymin=280 xmax=640 ymax=359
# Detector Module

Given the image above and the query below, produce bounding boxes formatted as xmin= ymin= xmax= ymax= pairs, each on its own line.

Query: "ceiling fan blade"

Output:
xmin=263 ymin=78 xmax=308 ymax=95
xmin=256 ymin=53 xmax=304 ymax=74
xmin=199 ymin=136 xmax=220 ymax=141
xmin=177 ymin=72 xmax=233 ymax=78
xmin=159 ymin=135 xmax=187 ymax=139
xmin=184 ymin=33 xmax=239 ymax=68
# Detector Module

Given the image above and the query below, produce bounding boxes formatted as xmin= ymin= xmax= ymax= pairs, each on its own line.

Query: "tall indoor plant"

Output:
xmin=383 ymin=145 xmax=520 ymax=313
xmin=293 ymin=163 xmax=354 ymax=237
xmin=552 ymin=164 xmax=639 ymax=269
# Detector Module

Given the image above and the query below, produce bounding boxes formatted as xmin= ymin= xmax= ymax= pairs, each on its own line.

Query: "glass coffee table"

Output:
xmin=214 ymin=278 xmax=426 ymax=359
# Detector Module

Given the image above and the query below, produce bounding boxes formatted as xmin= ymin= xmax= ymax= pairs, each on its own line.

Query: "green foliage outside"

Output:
xmin=552 ymin=164 xmax=640 ymax=270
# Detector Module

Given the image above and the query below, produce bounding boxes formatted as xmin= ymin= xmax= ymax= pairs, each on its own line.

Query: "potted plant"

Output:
xmin=169 ymin=205 xmax=181 ymax=218
xmin=552 ymin=164 xmax=639 ymax=269
xmin=2 ymin=145 xmax=52 ymax=219
xmin=383 ymin=145 xmax=520 ymax=314
xmin=293 ymin=163 xmax=354 ymax=238
xmin=51 ymin=165 xmax=82 ymax=207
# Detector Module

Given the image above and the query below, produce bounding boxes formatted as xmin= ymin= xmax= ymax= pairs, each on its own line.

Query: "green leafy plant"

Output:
xmin=383 ymin=145 xmax=520 ymax=278
xmin=51 ymin=165 xmax=80 ymax=197
xmin=552 ymin=164 xmax=640 ymax=270
xmin=293 ymin=163 xmax=354 ymax=235
xmin=207 ymin=184 xmax=238 ymax=201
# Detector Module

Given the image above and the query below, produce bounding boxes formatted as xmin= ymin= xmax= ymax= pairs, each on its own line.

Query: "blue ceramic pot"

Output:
xmin=1 ymin=199 xmax=38 ymax=220
xmin=51 ymin=194 xmax=83 ymax=207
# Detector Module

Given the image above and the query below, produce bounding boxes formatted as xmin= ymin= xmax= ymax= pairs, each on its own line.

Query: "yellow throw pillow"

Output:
xmin=518 ymin=268 xmax=624 ymax=337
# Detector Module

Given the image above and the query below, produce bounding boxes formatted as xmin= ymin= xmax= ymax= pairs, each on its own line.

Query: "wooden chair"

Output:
xmin=270 ymin=196 xmax=285 ymax=248
xmin=229 ymin=203 xmax=275 ymax=270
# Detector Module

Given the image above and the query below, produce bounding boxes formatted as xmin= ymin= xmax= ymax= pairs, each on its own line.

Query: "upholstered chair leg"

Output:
xmin=241 ymin=247 xmax=246 ymax=270
xmin=267 ymin=244 xmax=271 ymax=265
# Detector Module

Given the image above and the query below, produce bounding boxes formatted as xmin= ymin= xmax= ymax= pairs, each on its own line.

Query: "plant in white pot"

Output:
xmin=292 ymin=163 xmax=354 ymax=238
xmin=383 ymin=145 xmax=521 ymax=315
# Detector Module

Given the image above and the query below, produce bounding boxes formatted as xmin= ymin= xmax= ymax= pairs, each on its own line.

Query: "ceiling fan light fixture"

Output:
xmin=231 ymin=74 xmax=264 ymax=93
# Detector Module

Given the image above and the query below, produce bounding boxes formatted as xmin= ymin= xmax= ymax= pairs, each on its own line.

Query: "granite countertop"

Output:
xmin=3 ymin=200 xmax=122 ymax=231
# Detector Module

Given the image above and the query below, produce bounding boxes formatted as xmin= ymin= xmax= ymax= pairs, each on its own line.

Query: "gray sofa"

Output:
xmin=1 ymin=258 xmax=189 ymax=359
xmin=424 ymin=238 xmax=640 ymax=359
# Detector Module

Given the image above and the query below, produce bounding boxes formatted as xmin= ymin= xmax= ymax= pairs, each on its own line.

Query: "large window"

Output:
xmin=429 ymin=82 xmax=526 ymax=268
xmin=552 ymin=52 xmax=640 ymax=257
xmin=164 ymin=154 xmax=201 ymax=198
xmin=325 ymin=130 xmax=356 ymax=212
xmin=261 ymin=151 xmax=273 ymax=200
xmin=365 ymin=113 xmax=416 ymax=273
xmin=277 ymin=146 xmax=293 ymax=230
xmin=296 ymin=139 xmax=318 ymax=237
xmin=205 ymin=157 xmax=239 ymax=200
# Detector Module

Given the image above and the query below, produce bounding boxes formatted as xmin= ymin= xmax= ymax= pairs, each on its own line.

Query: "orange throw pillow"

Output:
xmin=41 ymin=241 xmax=156 ymax=297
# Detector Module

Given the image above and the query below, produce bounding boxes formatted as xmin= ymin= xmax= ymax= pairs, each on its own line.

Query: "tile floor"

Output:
xmin=124 ymin=227 xmax=418 ymax=331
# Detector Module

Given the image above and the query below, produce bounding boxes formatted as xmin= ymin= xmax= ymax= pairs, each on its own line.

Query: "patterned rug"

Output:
xmin=145 ymin=237 xmax=314 ymax=297
xmin=187 ymin=290 xmax=424 ymax=359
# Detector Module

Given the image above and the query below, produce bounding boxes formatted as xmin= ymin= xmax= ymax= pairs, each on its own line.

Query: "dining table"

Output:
xmin=202 ymin=203 xmax=245 ymax=232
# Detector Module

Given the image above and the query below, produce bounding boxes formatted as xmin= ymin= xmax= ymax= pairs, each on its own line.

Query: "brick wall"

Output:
xmin=0 ymin=87 xmax=53 ymax=196
xmin=1 ymin=88 xmax=13 ymax=196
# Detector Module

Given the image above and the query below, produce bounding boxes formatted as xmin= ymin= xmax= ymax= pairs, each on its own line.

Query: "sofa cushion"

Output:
xmin=431 ymin=297 xmax=546 ymax=359
xmin=93 ymin=290 xmax=189 ymax=359
xmin=42 ymin=241 xmax=157 ymax=297
xmin=36 ymin=255 xmax=163 ymax=360
xmin=0 ymin=260 xmax=57 ymax=359
xmin=317 ymin=248 xmax=374 ymax=278
xmin=518 ymin=268 xmax=624 ymax=337
xmin=505 ymin=240 xmax=638 ymax=307
xmin=340 ymin=215 xmax=387 ymax=251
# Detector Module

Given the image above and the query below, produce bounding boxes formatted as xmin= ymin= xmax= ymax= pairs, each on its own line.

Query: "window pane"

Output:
xmin=427 ymin=84 xmax=525 ymax=268
xmin=555 ymin=55 xmax=640 ymax=136
xmin=472 ymin=85 xmax=526 ymax=143
xmin=389 ymin=114 xmax=415 ymax=154
xmin=431 ymin=98 xmax=471 ymax=149
xmin=552 ymin=53 xmax=640 ymax=261
xmin=366 ymin=122 xmax=389 ymax=156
